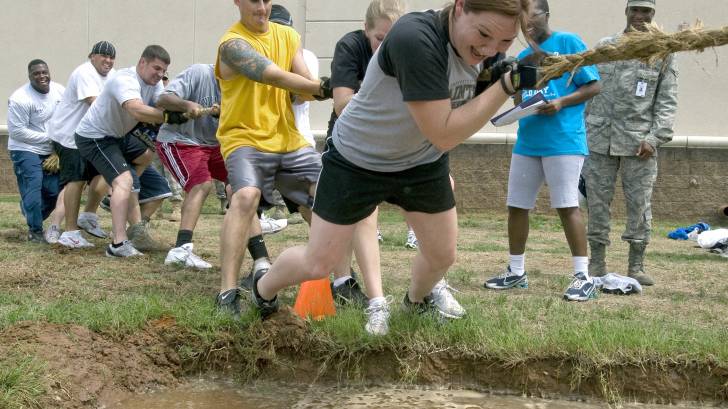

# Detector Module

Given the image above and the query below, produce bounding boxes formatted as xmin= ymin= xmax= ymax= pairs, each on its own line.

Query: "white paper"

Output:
xmin=490 ymin=93 xmax=548 ymax=127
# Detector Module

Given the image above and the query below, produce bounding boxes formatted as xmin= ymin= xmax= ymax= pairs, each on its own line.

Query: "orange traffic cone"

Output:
xmin=293 ymin=278 xmax=336 ymax=320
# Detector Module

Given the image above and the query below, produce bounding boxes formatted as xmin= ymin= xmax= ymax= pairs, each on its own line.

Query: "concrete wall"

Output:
xmin=2 ymin=0 xmax=728 ymax=218
xmin=2 ymin=0 xmax=728 ymax=137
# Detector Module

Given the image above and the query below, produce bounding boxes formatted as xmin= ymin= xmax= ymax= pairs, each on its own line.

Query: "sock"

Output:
xmin=509 ymin=254 xmax=525 ymax=276
xmin=333 ymin=275 xmax=352 ymax=288
xmin=247 ymin=235 xmax=269 ymax=261
xmin=175 ymin=229 xmax=193 ymax=247
xmin=112 ymin=241 xmax=124 ymax=248
xmin=368 ymin=296 xmax=386 ymax=307
xmin=573 ymin=256 xmax=589 ymax=279
xmin=253 ymin=257 xmax=271 ymax=272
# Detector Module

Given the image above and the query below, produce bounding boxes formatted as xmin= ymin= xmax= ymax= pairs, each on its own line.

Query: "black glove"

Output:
xmin=314 ymin=76 xmax=333 ymax=101
xmin=508 ymin=64 xmax=540 ymax=92
xmin=475 ymin=53 xmax=513 ymax=95
xmin=163 ymin=110 xmax=189 ymax=125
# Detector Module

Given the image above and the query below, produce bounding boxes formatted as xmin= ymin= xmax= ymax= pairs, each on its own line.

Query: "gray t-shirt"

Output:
xmin=76 ymin=66 xmax=163 ymax=139
xmin=332 ymin=10 xmax=481 ymax=172
xmin=157 ymin=64 xmax=221 ymax=146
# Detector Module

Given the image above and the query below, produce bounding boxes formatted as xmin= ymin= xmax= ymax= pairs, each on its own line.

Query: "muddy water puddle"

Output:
xmin=109 ymin=377 xmax=705 ymax=409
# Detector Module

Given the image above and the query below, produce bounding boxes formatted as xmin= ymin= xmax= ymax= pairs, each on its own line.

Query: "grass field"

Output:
xmin=0 ymin=193 xmax=726 ymax=408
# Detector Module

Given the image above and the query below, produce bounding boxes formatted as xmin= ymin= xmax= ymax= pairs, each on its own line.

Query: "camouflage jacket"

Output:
xmin=585 ymin=33 xmax=679 ymax=156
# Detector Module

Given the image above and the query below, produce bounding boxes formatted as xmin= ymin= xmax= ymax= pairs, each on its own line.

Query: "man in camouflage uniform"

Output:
xmin=582 ymin=0 xmax=678 ymax=286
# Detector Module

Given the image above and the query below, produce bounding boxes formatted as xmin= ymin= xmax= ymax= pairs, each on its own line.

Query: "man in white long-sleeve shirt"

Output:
xmin=7 ymin=59 xmax=65 ymax=243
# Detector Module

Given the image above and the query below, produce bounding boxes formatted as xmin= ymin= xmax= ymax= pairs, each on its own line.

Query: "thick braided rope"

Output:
xmin=537 ymin=22 xmax=728 ymax=88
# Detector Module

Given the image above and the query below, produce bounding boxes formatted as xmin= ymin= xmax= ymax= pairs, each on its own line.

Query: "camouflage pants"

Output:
xmin=582 ymin=151 xmax=657 ymax=246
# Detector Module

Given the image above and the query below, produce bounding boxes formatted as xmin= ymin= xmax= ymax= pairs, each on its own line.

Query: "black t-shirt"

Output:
xmin=326 ymin=30 xmax=372 ymax=136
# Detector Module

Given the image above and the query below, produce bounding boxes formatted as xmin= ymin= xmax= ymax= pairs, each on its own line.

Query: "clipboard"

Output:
xmin=490 ymin=93 xmax=548 ymax=127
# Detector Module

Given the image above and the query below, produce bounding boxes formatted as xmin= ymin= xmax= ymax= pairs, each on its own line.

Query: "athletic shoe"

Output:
xmin=58 ymin=230 xmax=95 ymax=249
xmin=127 ymin=220 xmax=165 ymax=252
xmin=251 ymin=269 xmax=278 ymax=319
xmin=405 ymin=230 xmax=418 ymax=249
xmin=240 ymin=264 xmax=269 ymax=292
xmin=105 ymin=240 xmax=144 ymax=257
xmin=429 ymin=279 xmax=466 ymax=319
xmin=331 ymin=277 xmax=368 ymax=306
xmin=100 ymin=196 xmax=111 ymax=212
xmin=216 ymin=288 xmax=241 ymax=319
xmin=377 ymin=229 xmax=383 ymax=243
xmin=260 ymin=214 xmax=287 ymax=235
xmin=365 ymin=300 xmax=390 ymax=336
xmin=44 ymin=224 xmax=61 ymax=244
xmin=219 ymin=198 xmax=228 ymax=215
xmin=27 ymin=230 xmax=46 ymax=244
xmin=484 ymin=266 xmax=529 ymax=290
xmin=77 ymin=212 xmax=108 ymax=238
xmin=563 ymin=272 xmax=597 ymax=302
xmin=402 ymin=292 xmax=437 ymax=315
xmin=165 ymin=243 xmax=212 ymax=269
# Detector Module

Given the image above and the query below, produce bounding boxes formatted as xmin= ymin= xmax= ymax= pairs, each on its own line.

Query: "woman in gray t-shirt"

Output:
xmin=252 ymin=0 xmax=539 ymax=330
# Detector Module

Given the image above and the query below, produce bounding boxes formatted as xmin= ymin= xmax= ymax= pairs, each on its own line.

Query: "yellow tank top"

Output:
xmin=215 ymin=21 xmax=308 ymax=158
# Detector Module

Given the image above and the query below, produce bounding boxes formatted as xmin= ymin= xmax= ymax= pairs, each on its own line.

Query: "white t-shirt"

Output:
xmin=49 ymin=61 xmax=115 ymax=148
xmin=76 ymin=66 xmax=163 ymax=139
xmin=292 ymin=49 xmax=319 ymax=148
xmin=7 ymin=82 xmax=65 ymax=155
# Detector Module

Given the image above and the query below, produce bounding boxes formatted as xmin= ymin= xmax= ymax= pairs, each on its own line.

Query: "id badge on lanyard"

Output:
xmin=636 ymin=80 xmax=648 ymax=97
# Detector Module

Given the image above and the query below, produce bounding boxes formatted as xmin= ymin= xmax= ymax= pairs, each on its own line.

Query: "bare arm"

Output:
xmin=122 ymin=99 xmax=164 ymax=124
xmin=537 ymin=80 xmax=601 ymax=115
xmin=406 ymin=81 xmax=511 ymax=152
xmin=333 ymin=87 xmax=355 ymax=116
xmin=218 ymin=39 xmax=320 ymax=96
xmin=157 ymin=92 xmax=199 ymax=114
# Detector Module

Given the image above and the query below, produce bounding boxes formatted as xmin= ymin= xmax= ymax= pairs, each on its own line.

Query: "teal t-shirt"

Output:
xmin=514 ymin=32 xmax=600 ymax=157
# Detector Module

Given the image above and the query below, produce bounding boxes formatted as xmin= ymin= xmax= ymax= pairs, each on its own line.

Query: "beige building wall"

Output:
xmin=1 ymin=0 xmax=727 ymax=137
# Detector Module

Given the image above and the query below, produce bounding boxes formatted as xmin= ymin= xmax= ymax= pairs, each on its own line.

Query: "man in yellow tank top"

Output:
xmin=214 ymin=0 xmax=331 ymax=316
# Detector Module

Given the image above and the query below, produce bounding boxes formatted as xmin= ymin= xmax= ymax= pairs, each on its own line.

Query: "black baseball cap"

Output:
xmin=90 ymin=41 xmax=116 ymax=58
xmin=269 ymin=5 xmax=293 ymax=26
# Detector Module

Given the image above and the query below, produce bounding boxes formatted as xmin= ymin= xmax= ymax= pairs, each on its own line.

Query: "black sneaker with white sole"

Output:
xmin=331 ymin=277 xmax=368 ymax=307
xmin=402 ymin=292 xmax=437 ymax=316
xmin=216 ymin=288 xmax=242 ymax=318
xmin=484 ymin=266 xmax=528 ymax=290
xmin=251 ymin=269 xmax=278 ymax=319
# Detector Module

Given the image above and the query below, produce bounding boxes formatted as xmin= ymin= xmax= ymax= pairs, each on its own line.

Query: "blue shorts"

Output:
xmin=135 ymin=166 xmax=172 ymax=204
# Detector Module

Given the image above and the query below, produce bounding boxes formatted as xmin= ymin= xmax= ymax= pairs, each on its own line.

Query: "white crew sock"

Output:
xmin=573 ymin=256 xmax=589 ymax=279
xmin=509 ymin=253 xmax=525 ymax=276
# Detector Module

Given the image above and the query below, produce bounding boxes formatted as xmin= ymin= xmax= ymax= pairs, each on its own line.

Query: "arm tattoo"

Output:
xmin=220 ymin=39 xmax=272 ymax=82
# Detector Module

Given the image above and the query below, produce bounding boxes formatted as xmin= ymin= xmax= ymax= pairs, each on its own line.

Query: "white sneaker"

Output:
xmin=260 ymin=214 xmax=288 ymax=235
xmin=165 ymin=243 xmax=212 ymax=269
xmin=365 ymin=299 xmax=390 ymax=336
xmin=405 ymin=230 xmax=418 ymax=249
xmin=58 ymin=230 xmax=94 ymax=248
xmin=44 ymin=224 xmax=61 ymax=244
xmin=105 ymin=240 xmax=143 ymax=257
xmin=430 ymin=279 xmax=466 ymax=319
xmin=78 ymin=212 xmax=108 ymax=238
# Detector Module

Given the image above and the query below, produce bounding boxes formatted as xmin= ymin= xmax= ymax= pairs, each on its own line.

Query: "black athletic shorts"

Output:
xmin=75 ymin=133 xmax=148 ymax=187
xmin=53 ymin=142 xmax=99 ymax=188
xmin=313 ymin=139 xmax=455 ymax=225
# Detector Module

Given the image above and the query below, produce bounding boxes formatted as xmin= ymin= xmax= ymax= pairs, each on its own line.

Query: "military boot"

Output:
xmin=588 ymin=242 xmax=607 ymax=277
xmin=627 ymin=241 xmax=655 ymax=286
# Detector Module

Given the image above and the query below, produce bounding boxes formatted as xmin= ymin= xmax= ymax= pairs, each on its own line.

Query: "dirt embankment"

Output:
xmin=3 ymin=308 xmax=727 ymax=408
